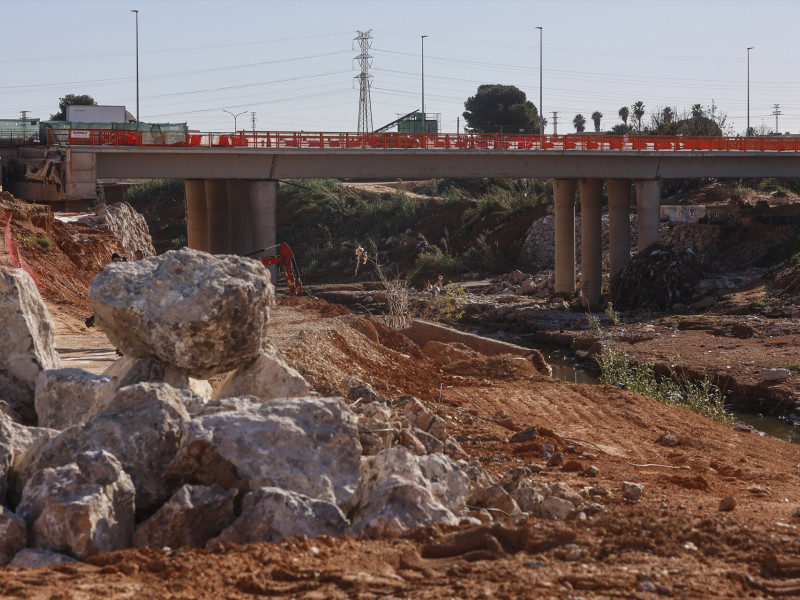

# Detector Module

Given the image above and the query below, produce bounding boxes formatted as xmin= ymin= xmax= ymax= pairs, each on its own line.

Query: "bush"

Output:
xmin=597 ymin=343 xmax=732 ymax=424
xmin=122 ymin=179 xmax=184 ymax=207
xmin=19 ymin=234 xmax=52 ymax=249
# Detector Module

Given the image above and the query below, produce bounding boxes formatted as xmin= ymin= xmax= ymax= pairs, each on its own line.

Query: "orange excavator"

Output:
xmin=245 ymin=242 xmax=304 ymax=296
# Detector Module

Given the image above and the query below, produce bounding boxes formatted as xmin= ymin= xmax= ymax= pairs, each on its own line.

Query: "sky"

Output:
xmin=2 ymin=0 xmax=799 ymax=135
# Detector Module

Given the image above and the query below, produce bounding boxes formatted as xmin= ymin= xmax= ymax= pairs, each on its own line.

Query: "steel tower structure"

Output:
xmin=354 ymin=30 xmax=373 ymax=134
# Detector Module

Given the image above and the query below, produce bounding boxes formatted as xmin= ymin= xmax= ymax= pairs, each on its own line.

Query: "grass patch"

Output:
xmin=19 ymin=234 xmax=52 ymax=249
xmin=597 ymin=343 xmax=733 ymax=425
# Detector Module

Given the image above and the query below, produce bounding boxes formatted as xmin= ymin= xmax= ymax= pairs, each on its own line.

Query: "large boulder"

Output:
xmin=98 ymin=202 xmax=156 ymax=258
xmin=348 ymin=446 xmax=471 ymax=538
xmin=8 ymin=548 xmax=78 ymax=568
xmin=0 ymin=507 xmax=27 ymax=566
xmin=0 ymin=267 xmax=62 ymax=423
xmin=14 ymin=383 xmax=190 ymax=513
xmin=133 ymin=484 xmax=236 ymax=549
xmin=17 ymin=450 xmax=135 ymax=560
xmin=88 ymin=248 xmax=274 ymax=379
xmin=0 ymin=412 xmax=58 ymax=506
xmin=208 ymin=487 xmax=348 ymax=547
xmin=34 ymin=368 xmax=115 ymax=430
xmin=213 ymin=344 xmax=310 ymax=401
xmin=165 ymin=396 xmax=361 ymax=508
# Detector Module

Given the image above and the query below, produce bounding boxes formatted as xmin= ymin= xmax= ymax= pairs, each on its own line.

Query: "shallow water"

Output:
xmin=543 ymin=352 xmax=800 ymax=444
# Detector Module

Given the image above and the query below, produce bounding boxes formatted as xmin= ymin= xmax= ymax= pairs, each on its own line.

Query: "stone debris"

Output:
xmin=8 ymin=548 xmax=78 ymax=568
xmin=17 ymin=450 xmax=135 ymax=559
xmin=718 ymin=496 xmax=737 ymax=512
xmin=34 ymin=368 xmax=115 ymax=430
xmin=103 ymin=356 xmax=212 ymax=400
xmin=0 ymin=266 xmax=62 ymax=424
xmin=0 ymin=506 xmax=27 ymax=565
xmin=213 ymin=343 xmax=310 ymax=401
xmin=622 ymin=481 xmax=644 ymax=502
xmin=15 ymin=382 xmax=190 ymax=513
xmin=761 ymin=368 xmax=791 ymax=382
xmin=133 ymin=484 xmax=237 ymax=549
xmin=208 ymin=487 xmax=348 ymax=547
xmin=167 ymin=396 xmax=361 ymax=508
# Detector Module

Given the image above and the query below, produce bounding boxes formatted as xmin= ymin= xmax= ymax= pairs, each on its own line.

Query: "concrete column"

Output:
xmin=184 ymin=179 xmax=207 ymax=251
xmin=226 ymin=180 xmax=253 ymax=257
xmin=579 ymin=179 xmax=603 ymax=308
xmin=606 ymin=179 xmax=631 ymax=277
xmin=635 ymin=179 xmax=661 ymax=252
xmin=553 ymin=179 xmax=577 ymax=296
xmin=205 ymin=179 xmax=229 ymax=254
xmin=250 ymin=180 xmax=278 ymax=283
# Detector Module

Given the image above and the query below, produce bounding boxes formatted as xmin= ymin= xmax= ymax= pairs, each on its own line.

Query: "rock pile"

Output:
xmin=609 ymin=244 xmax=704 ymax=311
xmin=0 ymin=249 xmax=612 ymax=567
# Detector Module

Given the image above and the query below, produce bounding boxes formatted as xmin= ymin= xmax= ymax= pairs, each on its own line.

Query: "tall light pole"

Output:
xmin=131 ymin=9 xmax=139 ymax=128
xmin=747 ymin=46 xmax=754 ymax=137
xmin=222 ymin=109 xmax=247 ymax=132
xmin=536 ymin=26 xmax=543 ymax=140
xmin=421 ymin=35 xmax=427 ymax=134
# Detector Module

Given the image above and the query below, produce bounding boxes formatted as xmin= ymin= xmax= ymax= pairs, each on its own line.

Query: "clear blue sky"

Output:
xmin=2 ymin=0 xmax=798 ymax=135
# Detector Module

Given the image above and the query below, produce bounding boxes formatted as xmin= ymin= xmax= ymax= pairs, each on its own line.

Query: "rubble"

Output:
xmin=17 ymin=450 xmax=135 ymax=559
xmin=34 ymin=368 xmax=115 ymax=430
xmin=0 ymin=266 xmax=62 ymax=424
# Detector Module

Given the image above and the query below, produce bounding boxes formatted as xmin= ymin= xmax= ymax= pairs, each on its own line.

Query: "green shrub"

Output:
xmin=469 ymin=234 xmax=505 ymax=273
xmin=122 ymin=179 xmax=184 ymax=206
xmin=19 ymin=234 xmax=52 ymax=249
xmin=597 ymin=343 xmax=732 ymax=425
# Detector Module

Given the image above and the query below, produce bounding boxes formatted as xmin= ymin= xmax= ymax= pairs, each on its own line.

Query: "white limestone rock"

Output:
xmin=103 ymin=355 xmax=212 ymax=399
xmin=17 ymin=450 xmax=135 ymax=559
xmin=0 ymin=412 xmax=58 ymax=506
xmin=213 ymin=344 xmax=310 ymax=401
xmin=98 ymin=202 xmax=156 ymax=258
xmin=0 ymin=267 xmax=62 ymax=423
xmin=208 ymin=487 xmax=348 ymax=547
xmin=349 ymin=446 xmax=471 ymax=538
xmin=14 ymin=382 xmax=190 ymax=513
xmin=88 ymin=248 xmax=274 ymax=379
xmin=133 ymin=484 xmax=237 ymax=549
xmin=165 ymin=396 xmax=361 ymax=508
xmin=34 ymin=368 xmax=115 ymax=430
xmin=0 ymin=506 xmax=27 ymax=566
xmin=8 ymin=548 xmax=78 ymax=568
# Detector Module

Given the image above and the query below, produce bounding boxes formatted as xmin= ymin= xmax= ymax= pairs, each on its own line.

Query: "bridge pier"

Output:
xmin=579 ymin=179 xmax=603 ymax=308
xmin=554 ymin=177 xmax=660 ymax=301
xmin=185 ymin=179 xmax=208 ymax=251
xmin=554 ymin=179 xmax=577 ymax=296
xmin=607 ymin=179 xmax=631 ymax=277
xmin=636 ymin=179 xmax=661 ymax=251
xmin=183 ymin=179 xmax=277 ymax=274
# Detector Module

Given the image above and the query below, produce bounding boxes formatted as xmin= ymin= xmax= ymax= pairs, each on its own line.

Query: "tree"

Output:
xmin=618 ymin=106 xmax=629 ymax=125
xmin=573 ymin=114 xmax=586 ymax=133
xmin=51 ymin=94 xmax=96 ymax=121
xmin=591 ymin=111 xmax=603 ymax=133
xmin=462 ymin=84 xmax=541 ymax=134
xmin=631 ymin=101 xmax=645 ymax=132
xmin=649 ymin=106 xmax=678 ymax=134
xmin=691 ymin=104 xmax=704 ymax=119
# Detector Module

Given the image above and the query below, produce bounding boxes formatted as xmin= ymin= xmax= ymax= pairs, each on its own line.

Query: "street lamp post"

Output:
xmin=222 ymin=109 xmax=247 ymax=133
xmin=747 ymin=46 xmax=754 ymax=137
xmin=131 ymin=9 xmax=139 ymax=128
xmin=421 ymin=35 xmax=427 ymax=134
xmin=536 ymin=26 xmax=543 ymax=141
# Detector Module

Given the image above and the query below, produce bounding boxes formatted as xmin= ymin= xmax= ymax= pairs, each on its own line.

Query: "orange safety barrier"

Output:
xmin=44 ymin=128 xmax=800 ymax=154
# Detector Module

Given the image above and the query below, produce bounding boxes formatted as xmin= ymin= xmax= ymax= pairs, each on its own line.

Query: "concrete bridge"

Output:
xmin=63 ymin=133 xmax=800 ymax=306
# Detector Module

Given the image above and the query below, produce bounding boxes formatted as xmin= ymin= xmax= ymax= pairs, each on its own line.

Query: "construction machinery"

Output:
xmin=245 ymin=242 xmax=304 ymax=296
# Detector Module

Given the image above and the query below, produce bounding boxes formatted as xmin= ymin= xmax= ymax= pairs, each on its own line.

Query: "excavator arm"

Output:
xmin=247 ymin=242 xmax=304 ymax=296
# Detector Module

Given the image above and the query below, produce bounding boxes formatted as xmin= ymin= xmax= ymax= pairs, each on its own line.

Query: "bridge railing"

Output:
xmin=46 ymin=129 xmax=800 ymax=152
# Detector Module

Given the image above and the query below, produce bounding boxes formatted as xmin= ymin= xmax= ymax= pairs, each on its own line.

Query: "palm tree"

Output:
xmin=591 ymin=111 xmax=603 ymax=133
xmin=662 ymin=107 xmax=675 ymax=124
xmin=691 ymin=104 xmax=704 ymax=119
xmin=632 ymin=101 xmax=645 ymax=132
xmin=618 ymin=106 xmax=629 ymax=125
xmin=573 ymin=114 xmax=586 ymax=133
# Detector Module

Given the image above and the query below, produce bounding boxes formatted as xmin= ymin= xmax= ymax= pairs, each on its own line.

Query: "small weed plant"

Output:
xmin=417 ymin=283 xmax=467 ymax=322
xmin=597 ymin=342 xmax=733 ymax=425
xmin=19 ymin=234 xmax=52 ymax=249
xmin=604 ymin=302 xmax=621 ymax=326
